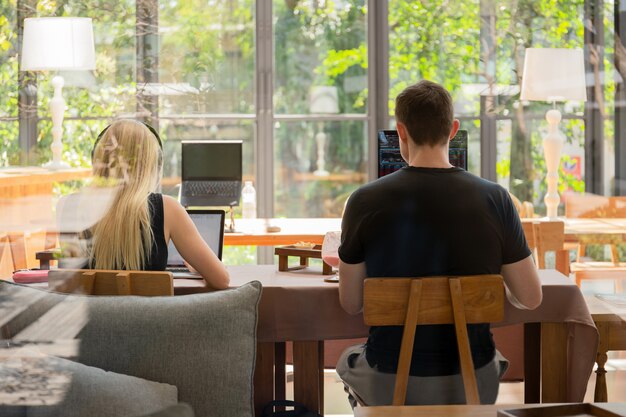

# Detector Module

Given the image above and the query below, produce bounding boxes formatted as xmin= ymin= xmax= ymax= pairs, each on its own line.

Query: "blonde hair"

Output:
xmin=88 ymin=119 xmax=162 ymax=270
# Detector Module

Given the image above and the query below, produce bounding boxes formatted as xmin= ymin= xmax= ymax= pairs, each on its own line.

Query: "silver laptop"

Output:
xmin=166 ymin=209 xmax=225 ymax=272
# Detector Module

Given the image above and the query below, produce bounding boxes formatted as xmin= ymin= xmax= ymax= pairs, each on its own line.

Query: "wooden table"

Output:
xmin=227 ymin=217 xmax=626 ymax=247
xmin=224 ymin=218 xmax=341 ymax=246
xmin=585 ymin=295 xmax=626 ymax=402
xmin=354 ymin=403 xmax=626 ymax=417
xmin=561 ymin=218 xmax=626 ymax=244
xmin=173 ymin=267 xmax=597 ymax=415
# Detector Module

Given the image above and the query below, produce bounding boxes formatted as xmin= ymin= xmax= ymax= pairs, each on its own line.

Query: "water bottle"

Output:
xmin=241 ymin=181 xmax=257 ymax=219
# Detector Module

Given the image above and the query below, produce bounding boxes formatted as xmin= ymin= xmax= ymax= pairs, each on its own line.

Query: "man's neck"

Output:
xmin=406 ymin=144 xmax=453 ymax=168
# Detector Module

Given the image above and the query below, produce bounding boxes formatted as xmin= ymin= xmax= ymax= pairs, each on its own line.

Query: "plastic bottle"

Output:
xmin=241 ymin=181 xmax=257 ymax=219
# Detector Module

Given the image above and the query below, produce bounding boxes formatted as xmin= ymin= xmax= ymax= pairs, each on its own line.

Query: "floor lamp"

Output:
xmin=520 ymin=48 xmax=587 ymax=219
xmin=21 ymin=17 xmax=96 ymax=170
xmin=309 ymin=86 xmax=339 ymax=176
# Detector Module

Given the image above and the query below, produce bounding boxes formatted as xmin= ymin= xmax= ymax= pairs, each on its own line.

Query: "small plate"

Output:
xmin=324 ymin=275 xmax=339 ymax=283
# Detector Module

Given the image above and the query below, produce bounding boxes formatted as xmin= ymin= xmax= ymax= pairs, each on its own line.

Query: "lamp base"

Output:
xmin=43 ymin=160 xmax=71 ymax=171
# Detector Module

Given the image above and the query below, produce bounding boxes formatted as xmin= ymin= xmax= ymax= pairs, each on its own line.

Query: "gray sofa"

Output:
xmin=0 ymin=280 xmax=262 ymax=417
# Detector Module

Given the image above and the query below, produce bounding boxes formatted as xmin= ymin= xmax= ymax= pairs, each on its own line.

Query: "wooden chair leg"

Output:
xmin=555 ymin=249 xmax=570 ymax=276
xmin=524 ymin=323 xmax=541 ymax=404
xmin=577 ymin=244 xmax=586 ymax=262
xmin=275 ymin=342 xmax=286 ymax=403
xmin=575 ymin=272 xmax=583 ymax=288
xmin=594 ymin=351 xmax=608 ymax=402
xmin=609 ymin=244 xmax=620 ymax=266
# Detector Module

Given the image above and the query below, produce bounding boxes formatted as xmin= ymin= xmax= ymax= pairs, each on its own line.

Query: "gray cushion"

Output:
xmin=1 ymin=355 xmax=177 ymax=417
xmin=0 ymin=280 xmax=262 ymax=417
xmin=133 ymin=403 xmax=194 ymax=417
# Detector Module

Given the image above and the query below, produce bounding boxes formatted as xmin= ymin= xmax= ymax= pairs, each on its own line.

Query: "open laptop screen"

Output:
xmin=182 ymin=141 xmax=243 ymax=181
xmin=167 ymin=209 xmax=225 ymax=266
xmin=378 ymin=129 xmax=468 ymax=177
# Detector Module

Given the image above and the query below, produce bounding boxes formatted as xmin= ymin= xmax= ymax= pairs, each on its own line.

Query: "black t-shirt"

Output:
xmin=338 ymin=166 xmax=531 ymax=377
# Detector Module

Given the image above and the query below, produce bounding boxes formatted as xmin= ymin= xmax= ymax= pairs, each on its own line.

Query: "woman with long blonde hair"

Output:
xmin=62 ymin=119 xmax=229 ymax=289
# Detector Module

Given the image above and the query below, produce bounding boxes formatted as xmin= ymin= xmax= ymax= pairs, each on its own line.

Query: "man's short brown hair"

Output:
xmin=395 ymin=80 xmax=454 ymax=147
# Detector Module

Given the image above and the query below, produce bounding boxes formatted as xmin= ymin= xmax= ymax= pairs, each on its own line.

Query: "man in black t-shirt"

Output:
xmin=336 ymin=80 xmax=542 ymax=406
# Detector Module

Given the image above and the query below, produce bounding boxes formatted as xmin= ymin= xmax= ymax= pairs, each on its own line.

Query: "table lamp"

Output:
xmin=520 ymin=48 xmax=587 ymax=219
xmin=309 ymin=86 xmax=339 ymax=176
xmin=21 ymin=17 xmax=96 ymax=170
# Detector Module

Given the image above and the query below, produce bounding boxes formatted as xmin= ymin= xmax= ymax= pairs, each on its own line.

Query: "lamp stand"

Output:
xmin=314 ymin=121 xmax=329 ymax=176
xmin=543 ymin=108 xmax=564 ymax=219
xmin=44 ymin=75 xmax=70 ymax=170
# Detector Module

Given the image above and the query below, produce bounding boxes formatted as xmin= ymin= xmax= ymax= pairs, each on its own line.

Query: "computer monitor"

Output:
xmin=180 ymin=140 xmax=243 ymax=207
xmin=377 ymin=129 xmax=468 ymax=177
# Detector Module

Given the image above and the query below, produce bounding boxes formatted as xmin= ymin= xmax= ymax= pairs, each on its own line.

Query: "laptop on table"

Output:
xmin=180 ymin=140 xmax=243 ymax=207
xmin=166 ymin=209 xmax=225 ymax=274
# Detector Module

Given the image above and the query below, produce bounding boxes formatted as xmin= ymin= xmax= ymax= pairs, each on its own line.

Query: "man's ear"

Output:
xmin=397 ymin=122 xmax=409 ymax=143
xmin=448 ymin=119 xmax=460 ymax=140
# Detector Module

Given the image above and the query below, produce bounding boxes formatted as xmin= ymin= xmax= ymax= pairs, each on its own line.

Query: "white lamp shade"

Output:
xmin=520 ymin=48 xmax=587 ymax=102
xmin=309 ymin=86 xmax=340 ymax=114
xmin=21 ymin=17 xmax=96 ymax=71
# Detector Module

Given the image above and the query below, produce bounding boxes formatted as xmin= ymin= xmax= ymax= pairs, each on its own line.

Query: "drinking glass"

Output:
xmin=321 ymin=231 xmax=341 ymax=279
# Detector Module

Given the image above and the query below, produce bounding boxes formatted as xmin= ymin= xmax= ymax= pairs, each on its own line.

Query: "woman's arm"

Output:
xmin=162 ymin=195 xmax=230 ymax=289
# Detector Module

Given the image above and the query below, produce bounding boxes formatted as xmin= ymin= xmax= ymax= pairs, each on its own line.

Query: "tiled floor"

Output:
xmin=284 ymin=277 xmax=626 ymax=416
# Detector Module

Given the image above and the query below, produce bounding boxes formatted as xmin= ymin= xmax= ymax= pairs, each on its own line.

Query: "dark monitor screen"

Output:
xmin=378 ymin=129 xmax=468 ymax=177
xmin=182 ymin=140 xmax=243 ymax=181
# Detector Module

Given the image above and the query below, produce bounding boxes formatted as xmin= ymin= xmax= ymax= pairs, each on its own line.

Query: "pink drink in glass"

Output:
xmin=322 ymin=231 xmax=341 ymax=269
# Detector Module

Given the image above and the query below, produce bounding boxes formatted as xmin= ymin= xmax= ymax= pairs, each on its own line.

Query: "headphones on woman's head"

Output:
xmin=91 ymin=121 xmax=163 ymax=161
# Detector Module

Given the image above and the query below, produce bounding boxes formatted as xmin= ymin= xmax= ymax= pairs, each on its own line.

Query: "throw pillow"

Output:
xmin=0 ymin=354 xmax=177 ymax=417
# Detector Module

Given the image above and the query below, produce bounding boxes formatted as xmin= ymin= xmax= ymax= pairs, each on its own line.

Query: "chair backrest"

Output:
xmin=363 ymin=275 xmax=504 ymax=406
xmin=522 ymin=220 xmax=566 ymax=272
xmin=564 ymin=193 xmax=626 ymax=218
xmin=7 ymin=232 xmax=28 ymax=271
xmin=522 ymin=201 xmax=535 ymax=218
xmin=48 ymin=269 xmax=174 ymax=296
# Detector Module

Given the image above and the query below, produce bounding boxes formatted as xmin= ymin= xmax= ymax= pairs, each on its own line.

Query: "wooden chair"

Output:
xmin=565 ymin=194 xmax=626 ymax=264
xmin=362 ymin=275 xmax=504 ymax=405
xmin=48 ymin=269 xmax=174 ymax=296
xmin=564 ymin=194 xmax=626 ymax=289
xmin=521 ymin=220 xmax=569 ymax=275
xmin=509 ymin=192 xmax=535 ymax=219
xmin=3 ymin=232 xmax=28 ymax=271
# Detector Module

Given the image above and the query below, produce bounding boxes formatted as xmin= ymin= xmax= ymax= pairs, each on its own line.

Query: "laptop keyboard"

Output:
xmin=166 ymin=266 xmax=190 ymax=273
xmin=183 ymin=181 xmax=240 ymax=197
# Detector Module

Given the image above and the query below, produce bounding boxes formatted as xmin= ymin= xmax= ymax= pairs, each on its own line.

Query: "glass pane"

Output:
xmin=1 ymin=1 xmax=19 ymax=165
xmin=494 ymin=0 xmax=585 ymax=205
xmin=30 ymin=1 xmax=136 ymax=166
xmin=496 ymin=115 xmax=585 ymax=211
xmin=602 ymin=0 xmax=616 ymax=196
xmin=0 ymin=122 xmax=19 ymax=166
xmin=158 ymin=0 xmax=255 ymax=114
xmin=274 ymin=120 xmax=367 ymax=217
xmin=388 ymin=0 xmax=481 ymax=117
xmin=273 ymin=0 xmax=368 ymax=115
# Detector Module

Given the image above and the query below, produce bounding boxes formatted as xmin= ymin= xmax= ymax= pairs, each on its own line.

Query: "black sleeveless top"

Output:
xmin=84 ymin=193 xmax=168 ymax=271
xmin=145 ymin=193 xmax=168 ymax=271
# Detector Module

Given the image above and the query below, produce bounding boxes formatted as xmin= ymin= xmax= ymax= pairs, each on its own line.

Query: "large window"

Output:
xmin=2 ymin=0 xmax=625 ymax=222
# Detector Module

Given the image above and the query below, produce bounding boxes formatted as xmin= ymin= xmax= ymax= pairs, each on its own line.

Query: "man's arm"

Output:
xmin=338 ymin=260 xmax=367 ymax=315
xmin=500 ymin=255 xmax=542 ymax=310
